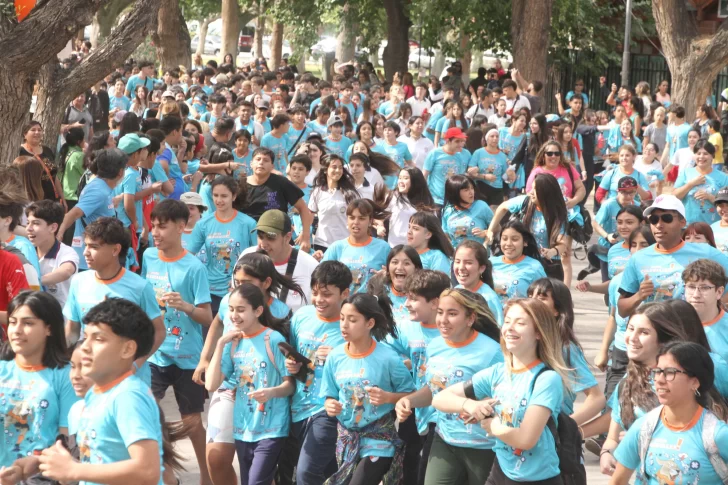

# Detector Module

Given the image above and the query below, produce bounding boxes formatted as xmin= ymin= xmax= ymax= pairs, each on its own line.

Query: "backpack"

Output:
xmin=564 ymin=166 xmax=593 ymax=246
xmin=531 ymin=367 xmax=587 ymax=485
xmin=637 ymin=405 xmax=728 ymax=484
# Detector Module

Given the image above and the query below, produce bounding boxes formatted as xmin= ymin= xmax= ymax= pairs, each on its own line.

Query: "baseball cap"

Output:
xmin=113 ymin=110 xmax=128 ymax=123
xmin=715 ymin=187 xmax=728 ymax=205
xmin=180 ymin=192 xmax=207 ymax=208
xmin=643 ymin=194 xmax=686 ymax=220
xmin=617 ymin=176 xmax=638 ymax=191
xmin=444 ymin=127 xmax=467 ymax=140
xmin=256 ymin=99 xmax=270 ymax=110
xmin=162 ymin=90 xmax=175 ymax=99
xmin=327 ymin=115 xmax=344 ymax=128
xmin=118 ymin=133 xmax=151 ymax=155
xmin=254 ymin=210 xmax=292 ymax=235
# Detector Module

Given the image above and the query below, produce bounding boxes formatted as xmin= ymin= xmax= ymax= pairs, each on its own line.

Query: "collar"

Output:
xmin=42 ymin=240 xmax=62 ymax=260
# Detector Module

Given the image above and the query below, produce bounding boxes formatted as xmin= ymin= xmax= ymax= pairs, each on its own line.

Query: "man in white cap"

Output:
xmin=618 ymin=194 xmax=728 ymax=317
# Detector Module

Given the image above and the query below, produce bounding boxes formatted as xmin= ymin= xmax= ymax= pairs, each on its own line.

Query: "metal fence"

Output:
xmin=543 ymin=50 xmax=728 ymax=114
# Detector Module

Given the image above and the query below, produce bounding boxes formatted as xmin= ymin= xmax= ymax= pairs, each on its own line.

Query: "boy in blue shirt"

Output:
xmin=125 ymin=60 xmax=156 ymax=99
xmin=38 ymin=298 xmax=164 ymax=485
xmin=261 ymin=114 xmax=292 ymax=173
xmin=287 ymin=106 xmax=313 ymax=156
xmin=423 ymin=127 xmax=470 ymax=205
xmin=157 ymin=116 xmax=187 ymax=200
xmin=109 ymin=79 xmax=131 ymax=112
xmin=143 ymin=200 xmax=213 ymax=485
xmin=63 ymin=218 xmax=165 ymax=381
xmin=285 ymin=261 xmax=352 ymax=485
xmin=287 ymin=155 xmax=313 ymax=248
xmin=324 ymin=115 xmax=352 ymax=158
xmin=662 ymin=104 xmax=692 ymax=163
xmin=683 ymin=259 xmax=728 ymax=362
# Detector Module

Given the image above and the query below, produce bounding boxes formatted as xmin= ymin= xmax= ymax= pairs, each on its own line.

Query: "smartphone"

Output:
xmin=278 ymin=342 xmax=312 ymax=382
xmin=78 ymin=118 xmax=86 ymax=124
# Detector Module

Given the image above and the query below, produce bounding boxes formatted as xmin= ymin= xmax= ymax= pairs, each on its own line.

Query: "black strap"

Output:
xmin=565 ymin=164 xmax=576 ymax=198
xmin=287 ymin=128 xmax=307 ymax=157
xmin=530 ymin=367 xmax=560 ymax=449
xmin=62 ymin=105 xmax=72 ymax=125
xmin=278 ymin=248 xmax=299 ymax=303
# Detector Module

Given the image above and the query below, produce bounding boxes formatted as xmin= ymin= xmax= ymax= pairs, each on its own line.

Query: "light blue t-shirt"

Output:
xmin=472 ymin=362 xmax=563 ymax=482
xmin=289 ymin=305 xmax=345 ymax=422
xmin=380 ymin=141 xmax=413 ymax=169
xmin=435 ymin=119 xmax=465 ymax=146
xmin=221 ymin=328 xmax=291 ymax=442
xmin=666 ymin=122 xmax=692 ymax=159
xmin=113 ymin=166 xmax=142 ymax=231
xmin=233 ymin=149 xmax=254 ymax=179
xmin=619 ymin=242 xmax=728 ymax=304
xmin=234 ymin=118 xmax=258 ymax=138
xmin=675 ymin=165 xmax=728 ymax=224
xmin=261 ymin=132 xmax=290 ymax=173
xmin=490 ymin=255 xmax=547 ymax=306
xmin=125 ymin=75 xmax=156 ymax=99
xmin=5 ymin=235 xmax=40 ymax=284
xmin=325 ymin=136 xmax=353 ymax=158
xmin=505 ymin=196 xmax=565 ymax=261
xmin=287 ymin=125 xmax=313 ymax=156
xmin=73 ymin=177 xmax=115 ymax=270
xmin=338 ymin=100 xmax=361 ymax=120
xmin=711 ymin=221 xmax=728 ymax=256
xmin=598 ymin=167 xmax=650 ymax=203
xmin=307 ymin=120 xmax=328 ymax=137
xmin=386 ymin=285 xmax=409 ymax=325
xmin=320 ymin=340 xmax=415 ymax=458
xmin=562 ymin=343 xmax=597 ymax=415
xmin=377 ymin=101 xmax=396 ymax=117
xmin=187 ymin=211 xmax=256 ymax=297
xmin=198 ymin=179 xmax=213 ymax=211
xmin=0 ymin=362 xmax=77 ymax=466
xmin=289 ymin=183 xmax=312 ymax=249
xmin=142 ymin=249 xmax=211 ymax=370
xmin=469 ymin=148 xmax=508 ymax=189
xmin=181 ymin=230 xmax=207 ymax=265
xmin=385 ymin=321 xmax=441 ymax=433
xmin=609 ymin=273 xmax=628 ymax=352
xmin=322 ymin=237 xmax=390 ymax=294
xmin=565 ymin=91 xmax=589 ymax=106
xmin=426 ymin=333 xmax=503 ymax=447
xmin=607 ymin=242 xmax=631 ymax=279
xmin=456 ymin=281 xmax=504 ymax=327
xmin=614 ymin=408 xmax=728 ymax=484
xmin=157 ymin=144 xmax=185 ymax=200
xmin=702 ymin=310 xmax=728 ymax=363
xmin=423 ymin=148 xmax=471 ymax=205
xmin=418 ymin=249 xmax=451 ymax=275
xmin=424 ymin=110 xmax=445 ymax=142
xmin=76 ymin=373 xmax=163 ymax=485
xmin=109 ymin=95 xmax=131 ymax=111
xmin=595 ymin=199 xmax=635 ymax=262
xmin=609 ymin=379 xmax=649 ymax=430
xmin=498 ymin=127 xmax=525 ymax=164
xmin=441 ymin=200 xmax=493 ymax=247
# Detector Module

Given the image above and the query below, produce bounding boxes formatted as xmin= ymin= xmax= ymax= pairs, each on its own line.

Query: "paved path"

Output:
xmin=163 ymin=226 xmax=612 ymax=485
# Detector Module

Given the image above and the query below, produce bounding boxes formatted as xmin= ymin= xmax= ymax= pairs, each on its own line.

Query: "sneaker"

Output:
xmin=585 ymin=436 xmax=605 ymax=457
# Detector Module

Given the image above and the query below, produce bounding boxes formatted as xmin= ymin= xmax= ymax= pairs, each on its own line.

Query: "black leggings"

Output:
xmin=485 ymin=458 xmax=563 ymax=485
xmin=349 ymin=456 xmax=394 ymax=485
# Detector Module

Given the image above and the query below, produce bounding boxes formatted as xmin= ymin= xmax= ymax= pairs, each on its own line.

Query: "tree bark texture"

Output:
xmin=91 ymin=0 xmax=134 ymax=48
xmin=152 ymin=0 xmax=191 ymax=71
xmin=34 ymin=0 xmax=160 ymax=148
xmin=511 ymin=0 xmax=553 ymax=85
xmin=336 ymin=5 xmax=356 ymax=63
xmin=652 ymin=0 xmax=728 ymax=117
xmin=254 ymin=4 xmax=266 ymax=58
xmin=382 ymin=0 xmax=410 ymax=82
xmin=221 ymin=0 xmax=239 ymax=61
xmin=270 ymin=21 xmax=283 ymax=70
xmin=197 ymin=15 xmax=220 ymax=57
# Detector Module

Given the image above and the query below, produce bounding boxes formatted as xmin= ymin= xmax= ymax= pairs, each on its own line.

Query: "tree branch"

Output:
xmin=651 ymin=0 xmax=698 ymax=59
xmin=0 ymin=0 xmax=104 ymax=70
xmin=55 ymin=0 xmax=160 ymax=95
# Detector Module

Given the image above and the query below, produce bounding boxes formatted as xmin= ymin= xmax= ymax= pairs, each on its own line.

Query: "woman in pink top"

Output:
xmin=526 ymin=141 xmax=586 ymax=207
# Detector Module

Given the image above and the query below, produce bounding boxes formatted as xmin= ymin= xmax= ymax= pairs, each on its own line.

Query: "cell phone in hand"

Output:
xmin=278 ymin=342 xmax=313 ymax=382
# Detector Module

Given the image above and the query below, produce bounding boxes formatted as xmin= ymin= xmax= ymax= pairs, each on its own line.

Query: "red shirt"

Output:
xmin=0 ymin=249 xmax=29 ymax=311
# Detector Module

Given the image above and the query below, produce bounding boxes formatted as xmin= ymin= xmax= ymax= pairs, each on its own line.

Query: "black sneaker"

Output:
xmin=585 ymin=436 xmax=605 ymax=457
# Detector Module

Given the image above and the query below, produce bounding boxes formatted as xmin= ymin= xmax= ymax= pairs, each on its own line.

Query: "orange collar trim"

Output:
xmin=344 ymin=339 xmax=376 ymax=358
xmin=94 ymin=369 xmax=133 ymax=394
xmin=215 ymin=210 xmax=238 ymax=223
xmin=15 ymin=361 xmax=45 ymax=372
xmin=503 ymin=255 xmax=526 ymax=265
xmin=95 ymin=267 xmax=126 ymax=285
xmin=655 ymin=241 xmax=685 ymax=254
xmin=348 ymin=236 xmax=372 ymax=247
xmin=159 ymin=250 xmax=188 ymax=263
xmin=513 ymin=359 xmax=542 ymax=374
xmin=703 ymin=310 xmax=725 ymax=327
xmin=444 ymin=330 xmax=478 ymax=348
xmin=661 ymin=406 xmax=703 ymax=432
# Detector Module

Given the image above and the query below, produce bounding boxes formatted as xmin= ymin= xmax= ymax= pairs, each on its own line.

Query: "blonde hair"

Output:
xmin=502 ymin=298 xmax=571 ymax=388
xmin=158 ymin=99 xmax=181 ymax=119
xmin=439 ymin=289 xmax=500 ymax=342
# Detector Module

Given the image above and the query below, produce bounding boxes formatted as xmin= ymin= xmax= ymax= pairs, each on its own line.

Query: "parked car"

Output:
xmin=190 ymin=35 xmax=221 ymax=55
xmin=238 ymin=26 xmax=255 ymax=53
xmin=262 ymin=38 xmax=292 ymax=59
xmin=408 ymin=48 xmax=435 ymax=69
xmin=311 ymin=36 xmax=337 ymax=60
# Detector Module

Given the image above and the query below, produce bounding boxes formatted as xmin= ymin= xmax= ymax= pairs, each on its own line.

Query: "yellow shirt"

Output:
xmin=709 ymin=132 xmax=724 ymax=165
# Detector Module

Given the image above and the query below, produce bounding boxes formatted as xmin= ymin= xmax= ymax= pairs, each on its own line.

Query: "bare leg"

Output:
xmin=183 ymin=413 xmax=213 ymax=485
xmin=206 ymin=442 xmax=237 ymax=485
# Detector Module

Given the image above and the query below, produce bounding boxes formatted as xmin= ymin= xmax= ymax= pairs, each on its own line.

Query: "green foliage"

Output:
xmin=180 ymin=0 xmax=221 ymax=20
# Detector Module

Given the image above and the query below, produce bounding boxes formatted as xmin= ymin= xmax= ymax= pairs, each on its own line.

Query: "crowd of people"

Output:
xmin=4 ymin=47 xmax=728 ymax=485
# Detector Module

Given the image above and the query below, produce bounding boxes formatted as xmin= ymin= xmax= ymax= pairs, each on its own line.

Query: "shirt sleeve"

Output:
xmin=187 ymin=220 xmax=206 ymax=254
xmin=150 ymin=162 xmax=169 ymax=183
xmin=308 ymin=188 xmax=320 ymax=213
xmin=270 ymin=332 xmax=291 ymax=378
xmin=319 ymin=356 xmax=339 ymax=400
xmin=75 ymin=182 xmax=103 ymax=217
xmin=55 ymin=366 xmax=80 ymax=428
xmin=530 ymin=370 xmax=563 ymax=415
xmin=63 ymin=277 xmax=80 ymax=322
xmin=140 ymin=281 xmax=163 ymax=320
xmin=191 ymin=262 xmax=212 ymax=306
xmin=471 ymin=366 xmax=495 ymax=400
xmin=280 ymin=178 xmax=305 ymax=207
xmin=221 ymin=342 xmax=233 ymax=380
xmin=114 ymin=389 xmax=162 ymax=448
xmin=568 ymin=345 xmax=598 ymax=393
xmin=388 ymin=353 xmax=416 ymax=393
xmin=321 ymin=243 xmax=339 ymax=261
xmin=423 ymin=151 xmax=435 ymax=173
xmin=613 ymin=417 xmax=642 ymax=471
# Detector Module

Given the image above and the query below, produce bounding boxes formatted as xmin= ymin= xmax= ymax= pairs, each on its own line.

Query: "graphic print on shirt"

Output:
xmin=643 ymin=437 xmax=708 ymax=485
xmin=0 ymin=390 xmax=47 ymax=452
xmin=341 ymin=256 xmax=376 ymax=294
xmin=231 ymin=345 xmax=275 ymax=416
xmin=640 ymin=265 xmax=683 ymax=302
xmin=298 ymin=332 xmax=328 ymax=394
xmin=209 ymin=236 xmax=241 ymax=277
xmin=147 ymin=276 xmax=188 ymax=352
xmin=335 ymin=368 xmax=375 ymax=425
xmin=427 ymin=363 xmax=472 ymax=426
xmin=493 ymin=275 xmax=520 ymax=304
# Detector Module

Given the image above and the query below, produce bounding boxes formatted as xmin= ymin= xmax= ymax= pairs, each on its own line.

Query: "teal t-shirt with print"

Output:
xmin=113 ymin=166 xmax=143 ymax=231
xmin=607 ymin=242 xmax=631 ymax=279
xmin=490 ymin=255 xmax=547 ymax=306
xmin=418 ymin=249 xmax=451 ymax=275
xmin=562 ymin=342 xmax=597 ymax=415
xmin=423 ymin=148 xmax=471 ymax=205
xmin=456 ymin=281 xmax=504 ymax=327
xmin=441 ymin=200 xmax=493 ymax=247
xmin=711 ymin=220 xmax=728 ymax=256
xmin=469 ymin=148 xmax=508 ymax=189
xmin=675 ymin=165 xmax=728 ymax=224
xmin=322 ymin=237 xmax=390 ymax=294
xmin=261 ymin=132 xmax=290 ymax=173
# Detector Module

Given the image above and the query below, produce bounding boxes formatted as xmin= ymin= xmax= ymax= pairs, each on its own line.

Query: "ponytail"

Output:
xmin=345 ymin=291 xmax=398 ymax=342
xmin=235 ymin=252 xmax=307 ymax=305
xmin=159 ymin=408 xmax=190 ymax=473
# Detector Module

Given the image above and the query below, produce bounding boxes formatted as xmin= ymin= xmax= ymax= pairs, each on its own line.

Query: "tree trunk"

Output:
xmin=92 ymin=0 xmax=134 ymax=48
xmin=382 ymin=0 xmax=410 ymax=82
xmin=460 ymin=35 xmax=472 ymax=87
xmin=336 ymin=6 xmax=356 ymax=63
xmin=254 ymin=7 xmax=265 ymax=58
xmin=34 ymin=0 xmax=160 ymax=148
xmin=197 ymin=16 xmax=216 ymax=57
xmin=221 ymin=0 xmax=239 ymax=61
xmin=0 ymin=71 xmax=34 ymax=164
xmin=511 ymin=0 xmax=553 ymax=85
xmin=270 ymin=21 xmax=283 ymax=70
xmin=152 ymin=0 xmax=191 ymax=72
xmin=652 ymin=0 xmax=728 ymax=117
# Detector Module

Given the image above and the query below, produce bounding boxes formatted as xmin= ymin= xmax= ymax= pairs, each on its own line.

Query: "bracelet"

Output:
xmin=600 ymin=448 xmax=613 ymax=457
xmin=461 ymin=398 xmax=469 ymax=412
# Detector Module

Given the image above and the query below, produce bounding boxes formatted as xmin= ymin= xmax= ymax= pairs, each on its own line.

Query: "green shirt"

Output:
xmin=62 ymin=146 xmax=84 ymax=201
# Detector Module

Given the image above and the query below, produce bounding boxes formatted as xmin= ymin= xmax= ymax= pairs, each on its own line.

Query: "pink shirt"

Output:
xmin=526 ymin=165 xmax=581 ymax=198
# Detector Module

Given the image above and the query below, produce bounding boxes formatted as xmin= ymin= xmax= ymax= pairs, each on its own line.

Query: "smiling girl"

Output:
xmin=442 ymin=175 xmax=494 ymax=247
xmin=374 ymin=168 xmax=435 ymax=247
xmin=367 ymin=245 xmax=423 ymax=324
xmin=406 ymin=212 xmax=454 ymax=275
xmin=673 ymin=140 xmax=728 ymax=225
xmin=321 ymin=293 xmax=415 ymax=485
xmin=490 ymin=221 xmax=547 ymax=305
xmin=453 ymin=240 xmax=504 ymax=326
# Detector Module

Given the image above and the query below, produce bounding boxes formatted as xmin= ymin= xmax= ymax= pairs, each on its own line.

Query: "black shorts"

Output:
xmin=477 ymin=181 xmax=505 ymax=206
xmin=150 ymin=363 xmax=206 ymax=415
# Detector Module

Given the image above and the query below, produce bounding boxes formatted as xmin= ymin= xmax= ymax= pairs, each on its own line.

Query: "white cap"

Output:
xmin=180 ymin=192 xmax=207 ymax=208
xmin=643 ymin=194 xmax=686 ymax=220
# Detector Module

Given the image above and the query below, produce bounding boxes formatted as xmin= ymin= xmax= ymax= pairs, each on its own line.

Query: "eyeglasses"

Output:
xmin=685 ymin=284 xmax=717 ymax=294
xmin=545 ymin=151 xmax=561 ymax=157
xmin=650 ymin=367 xmax=690 ymax=382
xmin=648 ymin=213 xmax=674 ymax=225
xmin=257 ymin=230 xmax=280 ymax=241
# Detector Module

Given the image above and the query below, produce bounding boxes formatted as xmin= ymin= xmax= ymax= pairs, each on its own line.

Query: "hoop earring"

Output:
xmin=695 ymin=389 xmax=701 ymax=398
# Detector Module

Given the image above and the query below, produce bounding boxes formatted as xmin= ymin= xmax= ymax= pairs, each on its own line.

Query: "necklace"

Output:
xmin=96 ymin=266 xmax=123 ymax=282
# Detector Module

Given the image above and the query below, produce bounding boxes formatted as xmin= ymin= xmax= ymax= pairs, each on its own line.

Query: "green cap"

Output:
xmin=254 ymin=210 xmax=292 ymax=235
xmin=118 ymin=133 xmax=150 ymax=155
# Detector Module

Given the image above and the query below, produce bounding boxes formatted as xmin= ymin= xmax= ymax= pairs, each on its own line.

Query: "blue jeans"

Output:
xmin=234 ymin=438 xmax=284 ymax=485
xmin=292 ymin=410 xmax=339 ymax=485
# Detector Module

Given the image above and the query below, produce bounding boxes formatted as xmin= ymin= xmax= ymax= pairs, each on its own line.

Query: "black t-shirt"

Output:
xmin=246 ymin=173 xmax=304 ymax=221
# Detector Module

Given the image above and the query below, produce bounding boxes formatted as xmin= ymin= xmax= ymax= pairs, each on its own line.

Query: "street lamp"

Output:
xmin=621 ymin=0 xmax=633 ymax=87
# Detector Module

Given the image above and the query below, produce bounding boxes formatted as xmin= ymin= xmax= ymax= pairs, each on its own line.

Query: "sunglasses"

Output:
xmin=545 ymin=151 xmax=561 ymax=157
xmin=648 ymin=213 xmax=674 ymax=225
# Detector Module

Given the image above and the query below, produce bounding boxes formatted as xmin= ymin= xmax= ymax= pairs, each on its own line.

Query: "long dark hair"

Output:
xmin=527 ymin=278 xmax=580 ymax=364
xmin=446 ymin=101 xmax=469 ymax=131
xmin=367 ymin=245 xmax=423 ymax=294
xmin=500 ymin=220 xmax=542 ymax=262
xmin=234 ymin=251 xmax=306 ymax=306
xmin=525 ymin=174 xmax=567 ymax=249
xmin=3 ymin=291 xmax=69 ymax=368
xmin=528 ymin=114 xmax=548 ymax=157
xmin=375 ymin=167 xmax=435 ymax=212
xmin=466 ymin=128 xmax=484 ymax=153
xmin=118 ymin=112 xmax=141 ymax=139
xmin=313 ymin=154 xmax=360 ymax=205
xmin=228 ymin=283 xmax=288 ymax=339
xmin=409 ymin=211 xmax=454 ymax=258
xmin=657 ymin=342 xmax=713 ymax=409
xmin=343 ymin=292 xmax=397 ymax=342
xmin=444 ymin=175 xmax=484 ymax=209
xmin=59 ymin=127 xmax=85 ymax=174
xmin=455 ymin=240 xmax=494 ymax=289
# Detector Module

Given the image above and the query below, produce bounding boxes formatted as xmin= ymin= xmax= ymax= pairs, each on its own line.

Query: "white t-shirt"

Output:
xmin=356 ymin=181 xmax=375 ymax=200
xmin=239 ymin=246 xmax=318 ymax=312
xmin=634 ymin=157 xmax=664 ymax=198
xmin=387 ymin=196 xmax=417 ymax=247
xmin=670 ymin=147 xmax=696 ymax=173
xmin=39 ymin=241 xmax=79 ymax=307
xmin=308 ymin=188 xmax=350 ymax=248
xmin=466 ymin=103 xmax=495 ymax=121
xmin=365 ymin=166 xmax=385 ymax=188
xmin=406 ymin=96 xmax=431 ymax=117
xmin=504 ymin=94 xmax=531 ymax=114
xmin=488 ymin=114 xmax=509 ymax=129
xmin=399 ymin=135 xmax=434 ymax=171
xmin=305 ymin=167 xmax=320 ymax=186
